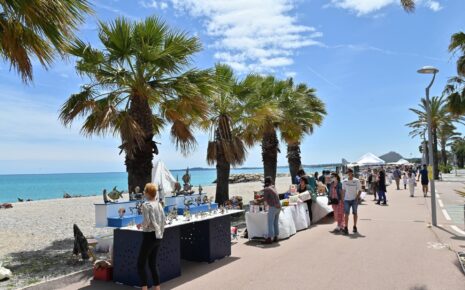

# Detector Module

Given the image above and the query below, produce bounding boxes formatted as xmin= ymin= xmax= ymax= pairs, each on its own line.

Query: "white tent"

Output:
xmin=355 ymin=153 xmax=386 ymax=166
xmin=395 ymin=159 xmax=410 ymax=165
xmin=151 ymin=160 xmax=177 ymax=198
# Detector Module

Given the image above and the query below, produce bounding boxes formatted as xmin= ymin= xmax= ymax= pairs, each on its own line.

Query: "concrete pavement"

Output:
xmin=46 ymin=182 xmax=465 ymax=290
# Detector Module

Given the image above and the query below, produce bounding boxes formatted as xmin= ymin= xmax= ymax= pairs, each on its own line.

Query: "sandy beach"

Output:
xmin=0 ymin=176 xmax=292 ymax=258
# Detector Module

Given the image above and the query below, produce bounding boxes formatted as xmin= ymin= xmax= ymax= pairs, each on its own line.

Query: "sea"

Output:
xmin=0 ymin=166 xmax=333 ymax=203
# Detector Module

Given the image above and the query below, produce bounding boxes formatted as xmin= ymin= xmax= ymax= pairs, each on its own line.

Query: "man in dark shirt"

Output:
xmin=257 ymin=176 xmax=281 ymax=244
xmin=417 ymin=164 xmax=429 ymax=197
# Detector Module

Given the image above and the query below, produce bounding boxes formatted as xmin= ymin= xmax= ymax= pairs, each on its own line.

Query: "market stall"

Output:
xmin=245 ymin=203 xmax=309 ymax=240
xmin=312 ymin=196 xmax=333 ymax=223
xmin=112 ymin=209 xmax=243 ymax=287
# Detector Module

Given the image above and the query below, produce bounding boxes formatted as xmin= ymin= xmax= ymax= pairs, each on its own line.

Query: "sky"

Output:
xmin=0 ymin=0 xmax=464 ymax=174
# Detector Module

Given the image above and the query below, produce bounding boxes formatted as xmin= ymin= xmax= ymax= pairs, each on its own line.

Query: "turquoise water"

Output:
xmin=0 ymin=166 xmax=331 ymax=203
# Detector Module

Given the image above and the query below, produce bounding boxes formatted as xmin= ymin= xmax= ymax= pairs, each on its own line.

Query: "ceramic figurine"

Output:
xmin=198 ymin=185 xmax=203 ymax=194
xmin=102 ymin=189 xmax=109 ymax=204
xmin=118 ymin=207 xmax=126 ymax=218
xmin=108 ymin=186 xmax=123 ymax=201
xmin=195 ymin=196 xmax=201 ymax=206
xmin=202 ymin=195 xmax=209 ymax=204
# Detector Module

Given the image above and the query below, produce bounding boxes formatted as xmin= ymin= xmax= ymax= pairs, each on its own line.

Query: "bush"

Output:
xmin=439 ymin=164 xmax=453 ymax=173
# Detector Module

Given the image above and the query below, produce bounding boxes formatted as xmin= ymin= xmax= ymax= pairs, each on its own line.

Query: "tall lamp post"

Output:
xmin=417 ymin=66 xmax=439 ymax=226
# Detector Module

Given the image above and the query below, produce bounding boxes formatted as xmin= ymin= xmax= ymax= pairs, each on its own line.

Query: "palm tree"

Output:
xmin=400 ymin=0 xmax=415 ymax=12
xmin=0 ymin=0 xmax=92 ymax=82
xmin=407 ymin=96 xmax=450 ymax=179
xmin=452 ymin=137 xmax=465 ymax=168
xmin=241 ymin=75 xmax=285 ymax=183
xmin=443 ymin=76 xmax=465 ymax=116
xmin=206 ymin=64 xmax=247 ymax=205
xmin=280 ymin=80 xmax=326 ymax=183
xmin=60 ymin=17 xmax=213 ymax=193
xmin=449 ymin=32 xmax=465 ymax=76
xmin=437 ymin=122 xmax=460 ymax=167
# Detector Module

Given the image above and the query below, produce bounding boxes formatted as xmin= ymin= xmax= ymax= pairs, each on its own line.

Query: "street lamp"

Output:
xmin=417 ymin=65 xmax=439 ymax=226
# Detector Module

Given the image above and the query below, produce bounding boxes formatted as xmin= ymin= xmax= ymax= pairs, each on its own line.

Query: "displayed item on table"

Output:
xmin=289 ymin=184 xmax=297 ymax=195
xmin=198 ymin=185 xmax=203 ymax=194
xmin=177 ymin=167 xmax=194 ymax=195
xmin=107 ymin=186 xmax=124 ymax=201
xmin=102 ymin=189 xmax=109 ymax=203
xmin=172 ymin=179 xmax=182 ymax=195
xmin=231 ymin=226 xmax=238 ymax=240
xmin=203 ymin=195 xmax=209 ymax=204
xmin=288 ymin=195 xmax=301 ymax=204
xmin=195 ymin=195 xmax=202 ymax=206
xmin=224 ymin=196 xmax=243 ymax=209
xmin=317 ymin=182 xmax=327 ymax=195
xmin=281 ymin=199 xmax=289 ymax=206
xmin=118 ymin=207 xmax=126 ymax=218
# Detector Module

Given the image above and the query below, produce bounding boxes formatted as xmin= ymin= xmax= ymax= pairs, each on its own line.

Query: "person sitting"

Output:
xmin=284 ymin=184 xmax=298 ymax=199
xmin=297 ymin=177 xmax=313 ymax=223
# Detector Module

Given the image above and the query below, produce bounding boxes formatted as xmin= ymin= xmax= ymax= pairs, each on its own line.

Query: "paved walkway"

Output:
xmin=55 ymin=182 xmax=464 ymax=290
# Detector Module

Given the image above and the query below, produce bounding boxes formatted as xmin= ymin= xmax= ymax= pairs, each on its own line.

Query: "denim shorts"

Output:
xmin=344 ymin=199 xmax=358 ymax=215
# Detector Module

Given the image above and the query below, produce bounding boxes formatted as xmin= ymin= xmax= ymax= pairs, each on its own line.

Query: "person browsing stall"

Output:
xmin=342 ymin=168 xmax=362 ymax=235
xmin=297 ymin=176 xmax=313 ymax=223
xmin=136 ymin=183 xmax=166 ymax=290
xmin=256 ymin=176 xmax=281 ymax=244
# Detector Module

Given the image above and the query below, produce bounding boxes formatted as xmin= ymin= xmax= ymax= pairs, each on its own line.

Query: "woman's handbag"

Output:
xmin=330 ymin=198 xmax=339 ymax=205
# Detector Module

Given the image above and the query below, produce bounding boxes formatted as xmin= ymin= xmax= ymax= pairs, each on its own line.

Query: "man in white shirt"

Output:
xmin=342 ymin=168 xmax=362 ymax=235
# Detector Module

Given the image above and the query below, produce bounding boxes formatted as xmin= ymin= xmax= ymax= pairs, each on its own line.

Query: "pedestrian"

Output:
xmin=393 ymin=166 xmax=402 ymax=190
xmin=136 ymin=183 xmax=165 ymax=290
xmin=371 ymin=168 xmax=378 ymax=201
xmin=329 ymin=172 xmax=344 ymax=232
xmin=417 ymin=164 xmax=429 ymax=197
xmin=314 ymin=171 xmax=319 ymax=181
xmin=407 ymin=171 xmax=416 ymax=197
xmin=257 ymin=176 xmax=281 ymax=244
xmin=402 ymin=172 xmax=408 ymax=190
xmin=342 ymin=168 xmax=362 ymax=235
xmin=377 ymin=169 xmax=387 ymax=205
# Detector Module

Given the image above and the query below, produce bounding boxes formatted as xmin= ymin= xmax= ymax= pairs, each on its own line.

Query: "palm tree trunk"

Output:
xmin=215 ymin=144 xmax=230 ymax=206
xmin=262 ymin=129 xmax=279 ymax=183
xmin=126 ymin=96 xmax=154 ymax=193
xmin=440 ymin=140 xmax=447 ymax=166
xmin=433 ymin=129 xmax=440 ymax=180
xmin=287 ymin=143 xmax=301 ymax=184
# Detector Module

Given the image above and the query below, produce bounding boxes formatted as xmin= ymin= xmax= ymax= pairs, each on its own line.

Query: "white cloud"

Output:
xmin=426 ymin=0 xmax=442 ymax=12
xmin=329 ymin=0 xmax=443 ymax=15
xmin=139 ymin=0 xmax=168 ymax=10
xmin=170 ymin=0 xmax=321 ymax=73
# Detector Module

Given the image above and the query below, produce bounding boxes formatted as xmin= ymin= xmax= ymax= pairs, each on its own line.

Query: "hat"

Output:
xmin=347 ymin=168 xmax=354 ymax=173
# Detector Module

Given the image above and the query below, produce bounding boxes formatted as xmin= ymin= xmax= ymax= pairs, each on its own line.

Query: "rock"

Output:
xmin=63 ymin=193 xmax=71 ymax=198
xmin=213 ymin=173 xmax=290 ymax=184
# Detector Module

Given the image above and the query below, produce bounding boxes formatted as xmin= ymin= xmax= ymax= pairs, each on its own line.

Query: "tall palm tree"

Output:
xmin=241 ymin=75 xmax=285 ymax=183
xmin=452 ymin=137 xmax=465 ymax=168
xmin=206 ymin=64 xmax=247 ymax=205
xmin=0 ymin=0 xmax=92 ymax=82
xmin=437 ymin=123 xmax=460 ymax=166
xmin=60 ymin=17 xmax=213 ymax=193
xmin=407 ymin=96 xmax=450 ymax=179
xmin=280 ymin=80 xmax=326 ymax=183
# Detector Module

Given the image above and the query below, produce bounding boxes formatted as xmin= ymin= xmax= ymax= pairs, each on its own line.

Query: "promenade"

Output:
xmin=50 ymin=181 xmax=465 ymax=290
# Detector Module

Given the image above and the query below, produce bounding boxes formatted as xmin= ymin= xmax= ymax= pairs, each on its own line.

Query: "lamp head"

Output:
xmin=417 ymin=66 xmax=439 ymax=74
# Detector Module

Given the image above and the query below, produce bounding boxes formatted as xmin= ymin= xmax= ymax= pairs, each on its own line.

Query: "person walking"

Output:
xmin=417 ymin=164 xmax=429 ymax=197
xmin=407 ymin=171 xmax=416 ymax=197
xmin=402 ymin=172 xmax=408 ymax=190
xmin=377 ymin=169 xmax=387 ymax=205
xmin=136 ymin=183 xmax=166 ymax=290
xmin=329 ymin=172 xmax=344 ymax=232
xmin=393 ymin=166 xmax=402 ymax=190
xmin=258 ymin=176 xmax=281 ymax=244
xmin=342 ymin=168 xmax=361 ymax=235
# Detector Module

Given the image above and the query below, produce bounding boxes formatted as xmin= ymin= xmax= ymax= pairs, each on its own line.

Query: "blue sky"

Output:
xmin=0 ymin=0 xmax=463 ymax=174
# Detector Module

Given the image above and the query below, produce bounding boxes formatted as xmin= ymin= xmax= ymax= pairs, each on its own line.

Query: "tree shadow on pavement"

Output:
xmin=409 ymin=285 xmax=428 ymax=290
xmin=348 ymin=232 xmax=366 ymax=239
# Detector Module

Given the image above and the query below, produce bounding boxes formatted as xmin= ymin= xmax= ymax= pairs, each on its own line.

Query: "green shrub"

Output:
xmin=439 ymin=164 xmax=453 ymax=173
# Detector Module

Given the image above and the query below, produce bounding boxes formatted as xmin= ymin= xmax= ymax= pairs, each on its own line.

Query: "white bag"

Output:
xmin=298 ymin=191 xmax=311 ymax=202
xmin=288 ymin=195 xmax=301 ymax=204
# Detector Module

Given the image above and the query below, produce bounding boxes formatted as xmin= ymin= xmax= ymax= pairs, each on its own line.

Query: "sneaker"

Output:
xmin=342 ymin=227 xmax=349 ymax=235
xmin=332 ymin=227 xmax=340 ymax=233
xmin=382 ymin=202 xmax=387 ymax=205
xmin=376 ymin=202 xmax=380 ymax=205
xmin=353 ymin=226 xmax=358 ymax=233
xmin=273 ymin=236 xmax=278 ymax=243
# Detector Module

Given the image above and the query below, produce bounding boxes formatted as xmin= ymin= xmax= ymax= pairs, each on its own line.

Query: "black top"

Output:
xmin=378 ymin=171 xmax=387 ymax=192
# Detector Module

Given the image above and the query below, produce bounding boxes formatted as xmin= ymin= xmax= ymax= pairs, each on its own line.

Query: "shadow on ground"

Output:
xmin=0 ymin=238 xmax=98 ymax=289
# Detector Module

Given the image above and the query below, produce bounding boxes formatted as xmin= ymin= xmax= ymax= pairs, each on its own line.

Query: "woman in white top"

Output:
xmin=136 ymin=183 xmax=166 ymax=290
xmin=407 ymin=172 xmax=416 ymax=197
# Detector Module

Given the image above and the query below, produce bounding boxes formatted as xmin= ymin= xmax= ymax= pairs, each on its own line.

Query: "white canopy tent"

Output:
xmin=151 ymin=160 xmax=177 ymax=198
xmin=354 ymin=153 xmax=386 ymax=166
xmin=395 ymin=159 xmax=410 ymax=165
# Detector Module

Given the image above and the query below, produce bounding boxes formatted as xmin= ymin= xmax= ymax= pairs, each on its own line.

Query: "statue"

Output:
xmin=102 ymin=189 xmax=109 ymax=203
xmin=107 ymin=186 xmax=123 ymax=201
xmin=198 ymin=185 xmax=203 ymax=195
xmin=182 ymin=167 xmax=191 ymax=185
xmin=73 ymin=224 xmax=89 ymax=260
xmin=179 ymin=168 xmax=194 ymax=195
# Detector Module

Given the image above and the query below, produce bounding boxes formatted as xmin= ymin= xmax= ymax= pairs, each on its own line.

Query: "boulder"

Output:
xmin=213 ymin=173 xmax=290 ymax=184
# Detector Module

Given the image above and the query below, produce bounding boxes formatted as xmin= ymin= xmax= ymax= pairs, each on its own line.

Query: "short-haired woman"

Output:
xmin=136 ymin=183 xmax=166 ymax=290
